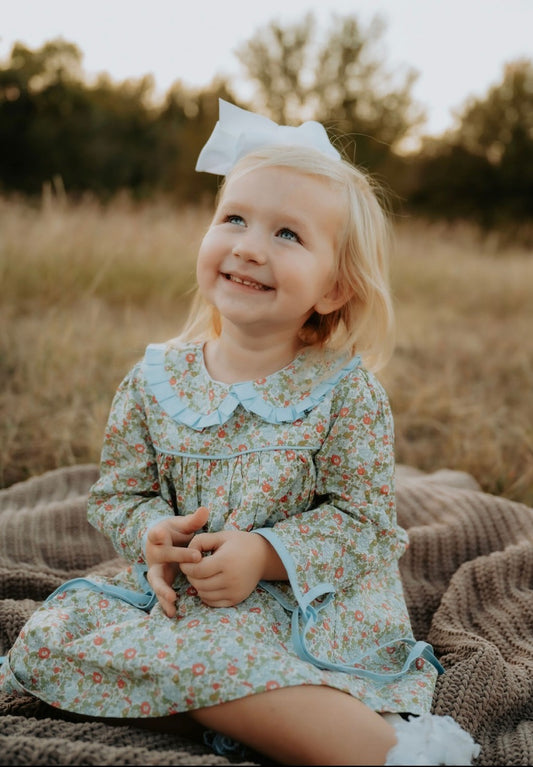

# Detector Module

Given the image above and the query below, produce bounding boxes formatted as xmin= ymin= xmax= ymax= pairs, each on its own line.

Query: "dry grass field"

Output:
xmin=1 ymin=194 xmax=532 ymax=506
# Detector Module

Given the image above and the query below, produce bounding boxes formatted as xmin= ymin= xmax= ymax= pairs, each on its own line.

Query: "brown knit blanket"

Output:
xmin=1 ymin=465 xmax=532 ymax=766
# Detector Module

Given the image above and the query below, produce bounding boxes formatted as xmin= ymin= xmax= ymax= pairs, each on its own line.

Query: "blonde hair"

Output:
xmin=177 ymin=145 xmax=395 ymax=372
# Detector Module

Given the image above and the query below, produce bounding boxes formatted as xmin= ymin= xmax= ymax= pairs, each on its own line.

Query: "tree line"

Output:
xmin=1 ymin=13 xmax=532 ymax=230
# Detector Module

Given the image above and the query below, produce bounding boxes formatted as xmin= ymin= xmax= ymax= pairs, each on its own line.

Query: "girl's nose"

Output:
xmin=232 ymin=234 xmax=267 ymax=264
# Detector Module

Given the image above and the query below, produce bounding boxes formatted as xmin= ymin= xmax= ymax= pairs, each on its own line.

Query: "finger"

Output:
xmin=158 ymin=595 xmax=177 ymax=618
xmin=148 ymin=509 xmax=210 ymax=552
xmin=187 ymin=532 xmax=223 ymax=554
xmin=147 ymin=524 xmax=173 ymax=547
xmin=147 ymin=569 xmax=176 ymax=599
xmin=153 ymin=588 xmax=178 ymax=618
xmin=146 ymin=536 xmax=201 ymax=563
xmin=174 ymin=547 xmax=203 ymax=564
xmin=155 ymin=582 xmax=177 ymax=605
xmin=187 ymin=576 xmax=226 ymax=595
xmin=197 ymin=593 xmax=234 ymax=608
xmin=147 ymin=578 xmax=177 ymax=617
xmin=180 ymin=555 xmax=223 ymax=580
xmin=174 ymin=506 xmax=210 ymax=537
xmin=152 ymin=546 xmax=203 ymax=566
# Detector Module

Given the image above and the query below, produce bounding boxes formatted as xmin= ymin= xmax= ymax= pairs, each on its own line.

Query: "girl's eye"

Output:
xmin=277 ymin=228 xmax=301 ymax=243
xmin=225 ymin=214 xmax=245 ymax=226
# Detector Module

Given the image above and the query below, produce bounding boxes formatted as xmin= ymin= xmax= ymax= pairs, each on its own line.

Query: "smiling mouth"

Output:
xmin=224 ymin=274 xmax=273 ymax=291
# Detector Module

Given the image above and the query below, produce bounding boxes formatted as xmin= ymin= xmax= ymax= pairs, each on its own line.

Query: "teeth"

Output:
xmin=227 ymin=275 xmax=270 ymax=291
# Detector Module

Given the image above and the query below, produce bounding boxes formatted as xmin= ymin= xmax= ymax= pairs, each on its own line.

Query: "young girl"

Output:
xmin=0 ymin=101 xmax=479 ymax=766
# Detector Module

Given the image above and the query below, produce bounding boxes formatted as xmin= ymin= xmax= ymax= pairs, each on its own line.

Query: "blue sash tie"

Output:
xmin=255 ymin=527 xmax=445 ymax=683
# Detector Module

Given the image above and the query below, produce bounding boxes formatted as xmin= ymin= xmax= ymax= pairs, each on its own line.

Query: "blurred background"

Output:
xmin=1 ymin=0 xmax=532 ymax=504
xmin=1 ymin=0 xmax=533 ymax=224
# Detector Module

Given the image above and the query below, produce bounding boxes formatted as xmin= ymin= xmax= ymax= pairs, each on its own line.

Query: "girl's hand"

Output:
xmin=180 ymin=530 xmax=286 ymax=607
xmin=145 ymin=506 xmax=209 ymax=617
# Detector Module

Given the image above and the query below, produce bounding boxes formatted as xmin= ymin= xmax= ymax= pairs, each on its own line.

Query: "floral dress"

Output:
xmin=0 ymin=340 xmax=440 ymax=718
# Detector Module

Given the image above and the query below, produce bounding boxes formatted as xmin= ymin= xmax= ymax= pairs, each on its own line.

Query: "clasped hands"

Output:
xmin=145 ymin=506 xmax=285 ymax=617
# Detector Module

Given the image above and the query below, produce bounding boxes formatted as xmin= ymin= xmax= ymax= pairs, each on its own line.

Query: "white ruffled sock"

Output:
xmin=384 ymin=712 xmax=481 ymax=766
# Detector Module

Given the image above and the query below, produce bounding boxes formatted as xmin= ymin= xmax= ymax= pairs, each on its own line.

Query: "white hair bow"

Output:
xmin=195 ymin=99 xmax=341 ymax=175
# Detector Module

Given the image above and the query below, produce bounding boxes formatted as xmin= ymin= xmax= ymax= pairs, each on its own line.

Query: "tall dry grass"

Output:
xmin=1 ymin=195 xmax=532 ymax=505
xmin=383 ymin=219 xmax=533 ymax=504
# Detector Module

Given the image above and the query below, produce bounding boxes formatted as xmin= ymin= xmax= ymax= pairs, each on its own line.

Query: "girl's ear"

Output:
xmin=314 ymin=281 xmax=353 ymax=316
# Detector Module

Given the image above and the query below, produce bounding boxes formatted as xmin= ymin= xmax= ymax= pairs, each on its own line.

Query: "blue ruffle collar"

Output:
xmin=142 ymin=341 xmax=360 ymax=430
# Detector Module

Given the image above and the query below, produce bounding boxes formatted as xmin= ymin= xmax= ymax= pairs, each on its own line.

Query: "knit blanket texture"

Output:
xmin=1 ymin=463 xmax=532 ymax=766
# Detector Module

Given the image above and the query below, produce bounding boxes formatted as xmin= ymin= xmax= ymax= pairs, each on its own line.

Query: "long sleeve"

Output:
xmin=255 ymin=368 xmax=407 ymax=598
xmin=87 ymin=364 xmax=176 ymax=564
xmin=252 ymin=367 xmax=444 ymax=682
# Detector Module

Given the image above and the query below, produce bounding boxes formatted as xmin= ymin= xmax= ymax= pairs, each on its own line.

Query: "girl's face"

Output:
xmin=197 ymin=165 xmax=346 ymax=345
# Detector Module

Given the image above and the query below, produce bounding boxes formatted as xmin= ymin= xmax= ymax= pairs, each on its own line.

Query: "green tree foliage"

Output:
xmin=0 ymin=39 xmax=83 ymax=191
xmin=0 ymin=39 xmax=157 ymax=196
xmin=234 ymin=13 xmax=424 ymax=171
xmin=1 ymin=25 xmax=532 ymax=230
xmin=409 ymin=59 xmax=533 ymax=226
xmin=0 ymin=38 xmax=234 ymax=199
xmin=153 ymin=79 xmax=238 ymax=201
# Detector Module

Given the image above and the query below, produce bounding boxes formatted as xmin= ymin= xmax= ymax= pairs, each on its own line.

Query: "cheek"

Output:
xmin=195 ymin=256 xmax=212 ymax=292
xmin=195 ymin=259 xmax=211 ymax=301
xmin=196 ymin=238 xmax=218 ymax=281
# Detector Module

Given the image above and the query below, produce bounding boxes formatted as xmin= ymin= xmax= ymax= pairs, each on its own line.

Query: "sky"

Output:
xmin=1 ymin=0 xmax=532 ymax=141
